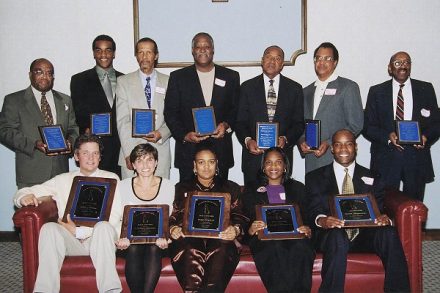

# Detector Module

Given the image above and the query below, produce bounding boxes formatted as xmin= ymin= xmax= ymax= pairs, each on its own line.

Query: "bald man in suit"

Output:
xmin=0 ymin=58 xmax=78 ymax=188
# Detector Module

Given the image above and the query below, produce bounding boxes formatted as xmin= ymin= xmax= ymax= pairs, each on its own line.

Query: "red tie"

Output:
xmin=395 ymin=84 xmax=404 ymax=120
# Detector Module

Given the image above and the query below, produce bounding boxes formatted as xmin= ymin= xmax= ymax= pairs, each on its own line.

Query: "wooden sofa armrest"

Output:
xmin=383 ymin=189 xmax=428 ymax=293
xmin=13 ymin=199 xmax=58 ymax=293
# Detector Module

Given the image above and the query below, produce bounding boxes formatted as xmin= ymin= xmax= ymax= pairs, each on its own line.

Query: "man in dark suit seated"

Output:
xmin=70 ymin=35 xmax=123 ymax=177
xmin=305 ymin=129 xmax=410 ymax=293
xmin=236 ymin=45 xmax=304 ymax=185
xmin=164 ymin=32 xmax=240 ymax=181
xmin=364 ymin=51 xmax=440 ymax=201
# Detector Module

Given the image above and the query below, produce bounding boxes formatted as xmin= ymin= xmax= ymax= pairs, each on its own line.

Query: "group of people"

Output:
xmin=1 ymin=31 xmax=440 ymax=293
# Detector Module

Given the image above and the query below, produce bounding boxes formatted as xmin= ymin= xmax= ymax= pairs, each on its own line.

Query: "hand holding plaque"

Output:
xmin=395 ymin=120 xmax=422 ymax=145
xmin=192 ymin=106 xmax=217 ymax=136
xmin=91 ymin=113 xmax=112 ymax=136
xmin=132 ymin=109 xmax=155 ymax=138
xmin=256 ymin=122 xmax=279 ymax=149
xmin=305 ymin=120 xmax=321 ymax=150
xmin=329 ymin=193 xmax=381 ymax=227
xmin=38 ymin=125 xmax=69 ymax=154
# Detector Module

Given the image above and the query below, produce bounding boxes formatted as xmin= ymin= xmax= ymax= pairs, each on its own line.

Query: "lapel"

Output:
xmin=88 ymin=68 xmax=113 ymax=110
xmin=255 ymin=74 xmax=270 ymax=121
xmin=326 ymin=165 xmax=340 ymax=195
xmin=24 ymin=87 xmax=46 ymax=125
xmin=53 ymin=90 xmax=65 ymax=124
xmin=131 ymin=70 xmax=148 ymax=108
xmin=273 ymin=74 xmax=288 ymax=122
xmin=315 ymin=77 xmax=340 ymax=118
xmin=353 ymin=164 xmax=367 ymax=194
xmin=382 ymin=80 xmax=395 ymax=124
xmin=304 ymin=84 xmax=315 ymax=119
xmin=410 ymin=79 xmax=421 ymax=119
xmin=189 ymin=65 xmax=206 ymax=107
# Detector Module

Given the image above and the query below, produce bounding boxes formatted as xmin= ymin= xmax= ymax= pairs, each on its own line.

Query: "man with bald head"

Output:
xmin=364 ymin=51 xmax=440 ymax=201
xmin=236 ymin=45 xmax=304 ymax=184
xmin=0 ymin=58 xmax=78 ymax=188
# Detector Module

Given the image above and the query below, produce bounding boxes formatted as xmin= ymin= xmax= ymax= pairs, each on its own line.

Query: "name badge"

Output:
xmin=324 ymin=88 xmax=337 ymax=95
xmin=215 ymin=78 xmax=226 ymax=87
xmin=155 ymin=87 xmax=166 ymax=94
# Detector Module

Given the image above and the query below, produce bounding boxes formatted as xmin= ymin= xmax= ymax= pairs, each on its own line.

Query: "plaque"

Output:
xmin=256 ymin=122 xmax=279 ymax=149
xmin=63 ymin=176 xmax=117 ymax=227
xmin=395 ymin=120 xmax=422 ymax=145
xmin=132 ymin=109 xmax=155 ymax=137
xmin=329 ymin=193 xmax=381 ymax=227
xmin=120 ymin=205 xmax=169 ymax=244
xmin=305 ymin=119 xmax=321 ymax=150
xmin=90 ymin=113 xmax=112 ymax=136
xmin=255 ymin=204 xmax=305 ymax=240
xmin=183 ymin=191 xmax=230 ymax=238
xmin=38 ymin=125 xmax=68 ymax=153
xmin=192 ymin=106 xmax=217 ymax=135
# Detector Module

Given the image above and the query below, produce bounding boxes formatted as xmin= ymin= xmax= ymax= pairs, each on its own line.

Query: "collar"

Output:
xmin=79 ymin=168 xmax=100 ymax=177
xmin=392 ymin=77 xmax=410 ymax=87
xmin=333 ymin=160 xmax=355 ymax=176
xmin=263 ymin=73 xmax=281 ymax=84
xmin=95 ymin=66 xmax=115 ymax=79
xmin=314 ymin=71 xmax=338 ymax=87
xmin=138 ymin=69 xmax=156 ymax=80
xmin=31 ymin=85 xmax=52 ymax=97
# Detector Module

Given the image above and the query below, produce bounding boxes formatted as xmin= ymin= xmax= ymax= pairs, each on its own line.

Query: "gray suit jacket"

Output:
xmin=115 ymin=69 xmax=171 ymax=178
xmin=303 ymin=76 xmax=363 ymax=173
xmin=0 ymin=86 xmax=79 ymax=187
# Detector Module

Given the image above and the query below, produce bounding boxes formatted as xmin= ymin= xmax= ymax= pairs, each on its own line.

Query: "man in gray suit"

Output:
xmin=0 ymin=58 xmax=79 ymax=188
xmin=116 ymin=37 xmax=171 ymax=179
xmin=299 ymin=42 xmax=363 ymax=174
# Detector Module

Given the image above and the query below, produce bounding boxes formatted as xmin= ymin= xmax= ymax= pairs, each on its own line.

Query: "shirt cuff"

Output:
xmin=244 ymin=137 xmax=252 ymax=149
xmin=315 ymin=214 xmax=327 ymax=227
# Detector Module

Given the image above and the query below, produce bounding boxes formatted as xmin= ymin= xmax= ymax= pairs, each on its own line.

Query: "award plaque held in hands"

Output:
xmin=132 ymin=108 xmax=155 ymax=137
xmin=329 ymin=193 xmax=381 ymax=227
xmin=63 ymin=176 xmax=117 ymax=227
xmin=255 ymin=204 xmax=305 ymax=240
xmin=192 ymin=106 xmax=217 ymax=135
xmin=256 ymin=122 xmax=279 ymax=149
xmin=121 ymin=205 xmax=169 ymax=244
xmin=395 ymin=120 xmax=422 ymax=145
xmin=183 ymin=191 xmax=230 ymax=239
xmin=90 ymin=113 xmax=112 ymax=136
xmin=305 ymin=119 xmax=321 ymax=150
xmin=38 ymin=124 xmax=68 ymax=154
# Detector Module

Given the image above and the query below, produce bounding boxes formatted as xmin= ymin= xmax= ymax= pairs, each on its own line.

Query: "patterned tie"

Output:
xmin=266 ymin=79 xmax=277 ymax=122
xmin=342 ymin=167 xmax=359 ymax=241
xmin=40 ymin=92 xmax=54 ymax=125
xmin=144 ymin=77 xmax=151 ymax=109
xmin=102 ymin=72 xmax=113 ymax=107
xmin=395 ymin=84 xmax=404 ymax=120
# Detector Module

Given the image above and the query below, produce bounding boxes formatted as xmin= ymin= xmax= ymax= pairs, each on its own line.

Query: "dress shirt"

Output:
xmin=96 ymin=66 xmax=117 ymax=96
xmin=392 ymin=78 xmax=413 ymax=120
xmin=138 ymin=69 xmax=157 ymax=108
xmin=313 ymin=72 xmax=338 ymax=118
xmin=263 ymin=73 xmax=280 ymax=98
xmin=31 ymin=86 xmax=57 ymax=124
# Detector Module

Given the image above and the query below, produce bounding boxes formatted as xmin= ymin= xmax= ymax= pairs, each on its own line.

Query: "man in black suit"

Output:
xmin=305 ymin=129 xmax=409 ymax=293
xmin=364 ymin=51 xmax=440 ymax=201
xmin=70 ymin=35 xmax=123 ymax=177
xmin=164 ymin=32 xmax=240 ymax=181
xmin=236 ymin=45 xmax=304 ymax=184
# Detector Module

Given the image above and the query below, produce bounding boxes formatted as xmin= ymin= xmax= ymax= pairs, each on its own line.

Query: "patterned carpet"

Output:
xmin=0 ymin=241 xmax=439 ymax=292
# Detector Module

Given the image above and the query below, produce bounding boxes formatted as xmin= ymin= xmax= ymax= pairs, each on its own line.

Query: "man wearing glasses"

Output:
xmin=299 ymin=42 xmax=364 ymax=174
xmin=0 ymin=58 xmax=78 ymax=188
xmin=364 ymin=51 xmax=440 ymax=201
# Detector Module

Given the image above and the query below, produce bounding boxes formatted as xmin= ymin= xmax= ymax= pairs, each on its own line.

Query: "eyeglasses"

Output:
xmin=392 ymin=60 xmax=411 ymax=68
xmin=314 ymin=56 xmax=334 ymax=62
xmin=32 ymin=69 xmax=54 ymax=77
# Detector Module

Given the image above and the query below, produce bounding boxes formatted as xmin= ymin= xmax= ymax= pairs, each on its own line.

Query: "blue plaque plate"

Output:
xmin=329 ymin=193 xmax=381 ymax=227
xmin=63 ymin=176 xmax=117 ymax=227
xmin=91 ymin=113 xmax=111 ymax=136
xmin=256 ymin=122 xmax=279 ymax=149
xmin=183 ymin=192 xmax=231 ymax=239
xmin=256 ymin=204 xmax=305 ymax=240
xmin=305 ymin=119 xmax=321 ymax=150
xmin=132 ymin=109 xmax=155 ymax=137
xmin=38 ymin=125 xmax=68 ymax=153
xmin=121 ymin=205 xmax=169 ymax=244
xmin=396 ymin=120 xmax=421 ymax=144
xmin=192 ymin=106 xmax=217 ymax=135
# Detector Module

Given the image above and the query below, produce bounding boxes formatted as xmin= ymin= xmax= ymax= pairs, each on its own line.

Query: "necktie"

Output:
xmin=102 ymin=72 xmax=113 ymax=107
xmin=145 ymin=77 xmax=151 ymax=109
xmin=395 ymin=84 xmax=404 ymax=120
xmin=266 ymin=79 xmax=277 ymax=122
xmin=342 ymin=167 xmax=359 ymax=241
xmin=40 ymin=92 xmax=54 ymax=125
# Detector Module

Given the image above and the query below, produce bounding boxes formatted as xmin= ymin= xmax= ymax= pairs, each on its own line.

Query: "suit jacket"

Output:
xmin=164 ymin=64 xmax=240 ymax=170
xmin=363 ymin=78 xmax=440 ymax=182
xmin=236 ymin=74 xmax=304 ymax=176
xmin=115 ymin=69 xmax=171 ymax=178
xmin=70 ymin=68 xmax=123 ymax=174
xmin=302 ymin=77 xmax=364 ymax=173
xmin=0 ymin=87 xmax=79 ymax=187
xmin=305 ymin=163 xmax=381 ymax=231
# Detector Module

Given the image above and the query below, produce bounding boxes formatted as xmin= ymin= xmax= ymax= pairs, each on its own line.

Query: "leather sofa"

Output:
xmin=13 ymin=189 xmax=427 ymax=293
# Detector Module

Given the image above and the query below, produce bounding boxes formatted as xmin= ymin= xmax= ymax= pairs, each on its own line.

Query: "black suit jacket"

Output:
xmin=164 ymin=64 xmax=240 ymax=170
xmin=305 ymin=163 xmax=382 ymax=231
xmin=70 ymin=68 xmax=123 ymax=173
xmin=363 ymin=78 xmax=440 ymax=182
xmin=235 ymin=74 xmax=304 ymax=177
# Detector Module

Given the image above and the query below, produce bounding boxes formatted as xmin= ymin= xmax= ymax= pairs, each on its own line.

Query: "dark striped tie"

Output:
xmin=395 ymin=84 xmax=404 ymax=120
xmin=267 ymin=79 xmax=277 ymax=122
xmin=40 ymin=92 xmax=54 ymax=125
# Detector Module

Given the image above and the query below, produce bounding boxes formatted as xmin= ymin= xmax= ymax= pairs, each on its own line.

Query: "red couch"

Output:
xmin=13 ymin=189 xmax=427 ymax=293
